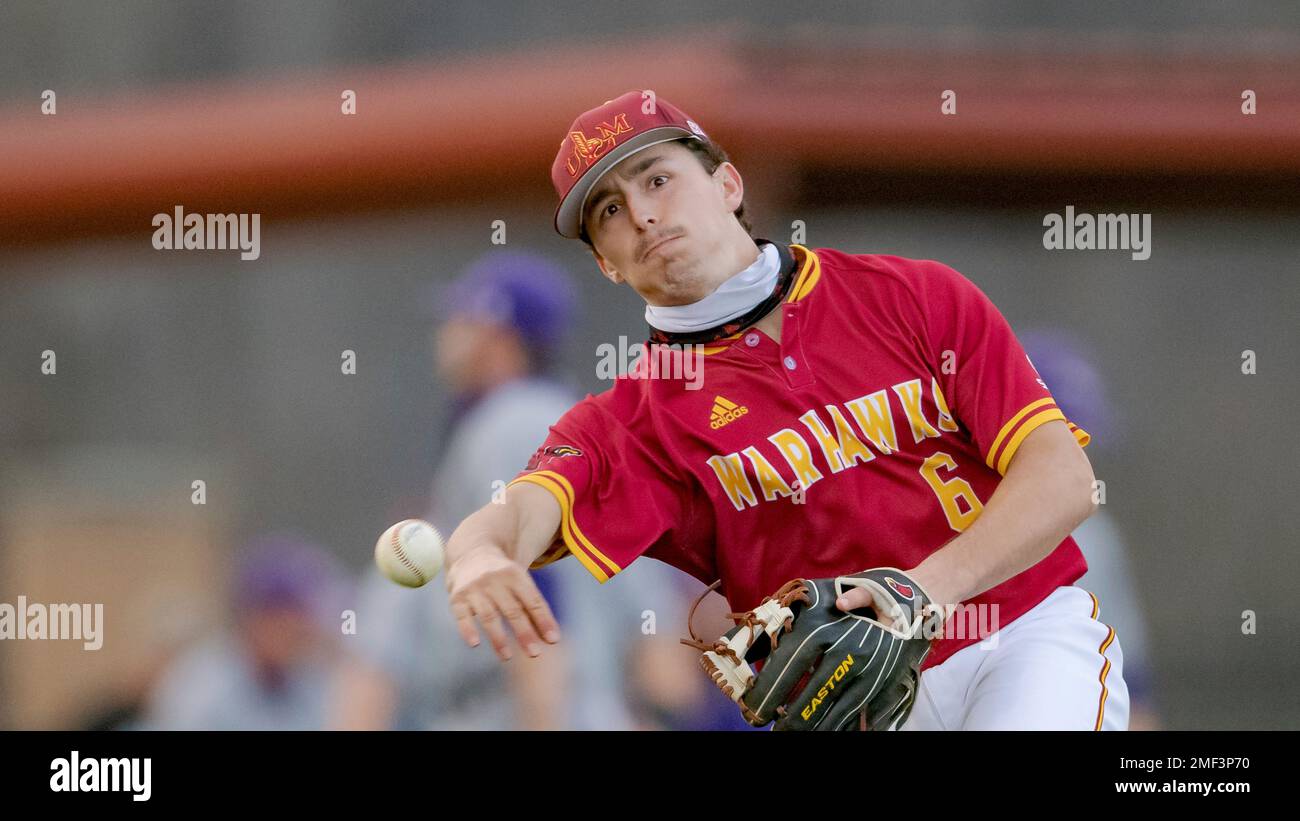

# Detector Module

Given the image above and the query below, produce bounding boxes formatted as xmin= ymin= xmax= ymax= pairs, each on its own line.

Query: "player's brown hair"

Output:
xmin=577 ymin=137 xmax=754 ymax=247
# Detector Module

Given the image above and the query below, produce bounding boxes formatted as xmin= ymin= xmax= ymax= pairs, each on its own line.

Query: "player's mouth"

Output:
xmin=641 ymin=234 xmax=682 ymax=261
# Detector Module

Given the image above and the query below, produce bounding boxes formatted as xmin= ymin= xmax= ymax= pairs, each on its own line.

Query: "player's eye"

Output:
xmin=602 ymin=202 xmax=620 ymax=220
xmin=649 ymin=174 xmax=668 ymax=187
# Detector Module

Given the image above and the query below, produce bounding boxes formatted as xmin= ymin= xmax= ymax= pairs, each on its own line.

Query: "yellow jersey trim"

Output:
xmin=995 ymin=408 xmax=1068 ymax=475
xmin=786 ymin=245 xmax=821 ymax=303
xmin=507 ymin=472 xmax=623 ymax=583
xmin=985 ymin=398 xmax=1058 ymax=469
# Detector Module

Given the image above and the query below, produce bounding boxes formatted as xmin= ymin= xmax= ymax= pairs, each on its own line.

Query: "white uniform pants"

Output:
xmin=898 ymin=585 xmax=1129 ymax=730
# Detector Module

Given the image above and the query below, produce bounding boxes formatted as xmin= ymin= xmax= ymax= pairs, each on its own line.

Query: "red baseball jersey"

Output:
xmin=510 ymin=243 xmax=1091 ymax=669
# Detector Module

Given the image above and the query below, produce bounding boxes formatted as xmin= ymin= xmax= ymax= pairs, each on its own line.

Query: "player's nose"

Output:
xmin=625 ymin=195 xmax=658 ymax=233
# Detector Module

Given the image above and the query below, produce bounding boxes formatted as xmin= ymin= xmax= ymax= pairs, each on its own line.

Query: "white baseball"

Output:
xmin=374 ymin=519 xmax=445 ymax=588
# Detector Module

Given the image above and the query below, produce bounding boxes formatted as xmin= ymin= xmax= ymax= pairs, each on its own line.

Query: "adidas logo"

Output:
xmin=709 ymin=395 xmax=749 ymax=429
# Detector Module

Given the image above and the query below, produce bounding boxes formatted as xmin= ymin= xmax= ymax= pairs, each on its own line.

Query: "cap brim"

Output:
xmin=554 ymin=127 xmax=698 ymax=239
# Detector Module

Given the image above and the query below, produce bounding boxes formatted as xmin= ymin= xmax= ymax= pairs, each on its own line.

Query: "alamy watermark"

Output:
xmin=1042 ymin=206 xmax=1151 ymax=260
xmin=50 ymin=751 xmax=150 ymax=801
xmin=596 ymin=337 xmax=705 ymax=390
xmin=905 ymin=601 xmax=1001 ymax=647
xmin=0 ymin=596 xmax=103 ymax=650
xmin=152 ymin=206 xmax=261 ymax=260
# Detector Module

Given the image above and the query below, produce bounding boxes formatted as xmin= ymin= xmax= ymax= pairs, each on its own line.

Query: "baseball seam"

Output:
xmin=390 ymin=523 xmax=427 ymax=585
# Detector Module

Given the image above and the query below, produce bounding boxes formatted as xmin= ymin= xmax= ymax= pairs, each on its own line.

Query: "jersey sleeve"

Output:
xmin=507 ymin=393 xmax=701 ymax=583
xmin=912 ymin=259 xmax=1091 ymax=475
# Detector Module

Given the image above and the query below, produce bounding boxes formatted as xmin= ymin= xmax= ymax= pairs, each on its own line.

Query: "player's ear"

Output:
xmin=715 ymin=161 xmax=744 ymax=213
xmin=592 ymin=248 xmax=624 ymax=285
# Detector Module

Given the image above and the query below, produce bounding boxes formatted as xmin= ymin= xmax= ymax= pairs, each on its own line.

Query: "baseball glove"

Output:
xmin=680 ymin=568 xmax=943 ymax=731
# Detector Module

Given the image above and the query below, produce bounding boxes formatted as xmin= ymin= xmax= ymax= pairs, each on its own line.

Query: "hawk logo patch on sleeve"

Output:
xmin=525 ymin=444 xmax=584 ymax=471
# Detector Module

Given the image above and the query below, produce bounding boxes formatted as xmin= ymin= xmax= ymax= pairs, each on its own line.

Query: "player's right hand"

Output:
xmin=445 ymin=542 xmax=561 ymax=661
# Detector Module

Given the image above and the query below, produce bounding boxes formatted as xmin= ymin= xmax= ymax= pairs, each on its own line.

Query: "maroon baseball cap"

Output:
xmin=551 ymin=90 xmax=709 ymax=239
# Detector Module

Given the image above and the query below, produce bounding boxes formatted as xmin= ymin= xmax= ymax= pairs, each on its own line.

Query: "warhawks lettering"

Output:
xmin=705 ymin=376 xmax=959 ymax=511
xmin=563 ymin=113 xmax=632 ymax=177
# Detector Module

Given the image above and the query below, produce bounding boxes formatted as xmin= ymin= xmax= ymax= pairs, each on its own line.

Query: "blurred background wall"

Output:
xmin=0 ymin=1 xmax=1297 ymax=729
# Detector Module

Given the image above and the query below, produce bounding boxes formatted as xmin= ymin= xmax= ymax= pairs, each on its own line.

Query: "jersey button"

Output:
xmin=783 ymin=356 xmax=797 ymax=370
xmin=744 ymin=333 xmax=761 ymax=347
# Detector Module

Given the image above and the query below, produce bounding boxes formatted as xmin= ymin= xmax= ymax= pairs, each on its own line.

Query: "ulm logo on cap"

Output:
xmin=563 ymin=113 xmax=633 ymax=177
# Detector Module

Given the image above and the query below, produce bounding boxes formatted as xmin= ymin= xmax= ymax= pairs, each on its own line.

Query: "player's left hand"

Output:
xmin=835 ymin=584 xmax=888 ymax=617
xmin=836 ymin=568 xmax=947 ymax=621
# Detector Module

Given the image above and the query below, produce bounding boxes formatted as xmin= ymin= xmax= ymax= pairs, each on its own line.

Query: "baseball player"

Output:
xmin=441 ymin=90 xmax=1129 ymax=730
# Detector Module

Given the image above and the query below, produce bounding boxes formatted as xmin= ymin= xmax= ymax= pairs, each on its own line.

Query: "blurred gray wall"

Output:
xmin=3 ymin=0 xmax=1300 ymax=104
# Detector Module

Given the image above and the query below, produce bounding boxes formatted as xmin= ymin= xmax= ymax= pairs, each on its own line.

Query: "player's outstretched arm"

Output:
xmin=444 ymin=482 xmax=564 ymax=661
